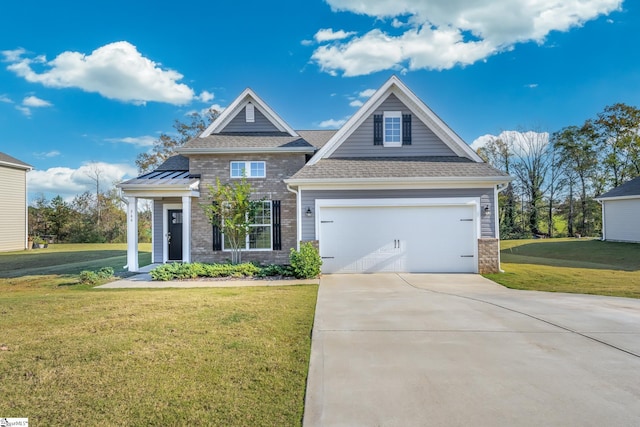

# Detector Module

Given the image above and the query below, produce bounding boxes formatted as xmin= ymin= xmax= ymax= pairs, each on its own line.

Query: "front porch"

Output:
xmin=116 ymin=157 xmax=200 ymax=272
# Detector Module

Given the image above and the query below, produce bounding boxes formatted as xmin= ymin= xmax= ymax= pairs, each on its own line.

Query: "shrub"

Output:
xmin=79 ymin=267 xmax=115 ymax=285
xmin=256 ymin=264 xmax=295 ymax=278
xmin=289 ymin=243 xmax=322 ymax=279
xmin=150 ymin=262 xmax=261 ymax=281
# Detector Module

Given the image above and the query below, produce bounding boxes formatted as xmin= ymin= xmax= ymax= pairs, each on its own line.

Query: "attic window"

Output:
xmin=246 ymin=103 xmax=255 ymax=123
xmin=383 ymin=111 xmax=402 ymax=147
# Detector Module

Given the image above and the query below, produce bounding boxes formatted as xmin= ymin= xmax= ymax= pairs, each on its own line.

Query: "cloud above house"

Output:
xmin=105 ymin=135 xmax=157 ymax=148
xmin=16 ymin=95 xmax=53 ymax=116
xmin=2 ymin=42 xmax=211 ymax=105
xmin=318 ymin=118 xmax=348 ymax=128
xmin=311 ymin=0 xmax=623 ymax=76
xmin=27 ymin=161 xmax=137 ymax=201
xmin=471 ymin=130 xmax=549 ymax=157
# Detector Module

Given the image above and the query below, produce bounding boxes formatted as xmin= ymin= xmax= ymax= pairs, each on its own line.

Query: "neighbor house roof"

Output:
xmin=0 ymin=152 xmax=32 ymax=170
xmin=286 ymin=157 xmax=511 ymax=185
xmin=179 ymin=132 xmax=318 ymax=154
xmin=597 ymin=176 xmax=640 ymax=200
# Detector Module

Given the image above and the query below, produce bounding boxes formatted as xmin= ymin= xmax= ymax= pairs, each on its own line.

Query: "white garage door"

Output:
xmin=318 ymin=203 xmax=477 ymax=273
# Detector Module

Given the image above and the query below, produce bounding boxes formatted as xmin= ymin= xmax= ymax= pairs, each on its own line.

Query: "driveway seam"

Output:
xmin=397 ymin=273 xmax=640 ymax=360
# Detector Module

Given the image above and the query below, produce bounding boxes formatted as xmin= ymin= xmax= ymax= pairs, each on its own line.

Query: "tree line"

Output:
xmin=479 ymin=103 xmax=640 ymax=239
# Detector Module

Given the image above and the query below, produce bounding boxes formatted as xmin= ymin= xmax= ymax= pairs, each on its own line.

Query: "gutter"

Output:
xmin=178 ymin=147 xmax=315 ymax=155
xmin=286 ymin=184 xmax=301 ymax=250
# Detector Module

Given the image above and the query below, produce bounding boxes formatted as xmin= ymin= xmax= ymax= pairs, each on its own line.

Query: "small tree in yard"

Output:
xmin=203 ymin=177 xmax=261 ymax=264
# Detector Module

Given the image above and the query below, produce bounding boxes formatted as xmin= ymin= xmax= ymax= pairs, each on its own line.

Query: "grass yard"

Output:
xmin=0 ymin=244 xmax=318 ymax=426
xmin=485 ymin=238 xmax=640 ymax=298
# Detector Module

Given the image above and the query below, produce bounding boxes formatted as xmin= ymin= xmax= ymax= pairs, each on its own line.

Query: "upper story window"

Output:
xmin=374 ymin=112 xmax=411 ymax=146
xmin=383 ymin=111 xmax=402 ymax=147
xmin=230 ymin=161 xmax=266 ymax=178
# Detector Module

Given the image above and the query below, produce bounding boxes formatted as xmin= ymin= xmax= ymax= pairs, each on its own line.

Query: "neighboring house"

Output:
xmin=0 ymin=152 xmax=32 ymax=252
xmin=118 ymin=76 xmax=511 ymax=273
xmin=596 ymin=176 xmax=640 ymax=243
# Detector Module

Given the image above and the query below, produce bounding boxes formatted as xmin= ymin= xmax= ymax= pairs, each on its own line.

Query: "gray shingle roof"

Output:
xmin=289 ymin=157 xmax=510 ymax=181
xmin=297 ymin=130 xmax=337 ymax=149
xmin=598 ymin=176 xmax=640 ymax=199
xmin=0 ymin=152 xmax=32 ymax=169
xmin=156 ymin=155 xmax=189 ymax=171
xmin=180 ymin=132 xmax=316 ymax=151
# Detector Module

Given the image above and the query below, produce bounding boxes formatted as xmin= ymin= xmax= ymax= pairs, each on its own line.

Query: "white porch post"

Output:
xmin=182 ymin=196 xmax=192 ymax=263
xmin=126 ymin=196 xmax=139 ymax=272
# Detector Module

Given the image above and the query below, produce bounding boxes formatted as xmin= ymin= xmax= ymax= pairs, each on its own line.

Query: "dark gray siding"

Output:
xmin=301 ymin=188 xmax=495 ymax=240
xmin=153 ymin=200 xmax=164 ymax=263
xmin=330 ymin=94 xmax=457 ymax=158
xmin=222 ymin=106 xmax=280 ymax=133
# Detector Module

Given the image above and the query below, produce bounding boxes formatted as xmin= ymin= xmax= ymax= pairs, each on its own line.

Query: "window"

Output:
xmin=222 ymin=201 xmax=272 ymax=251
xmin=230 ymin=161 xmax=266 ymax=178
xmin=383 ymin=111 xmax=402 ymax=146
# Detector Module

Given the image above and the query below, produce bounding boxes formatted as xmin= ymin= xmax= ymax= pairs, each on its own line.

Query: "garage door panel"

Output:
xmin=319 ymin=204 xmax=476 ymax=273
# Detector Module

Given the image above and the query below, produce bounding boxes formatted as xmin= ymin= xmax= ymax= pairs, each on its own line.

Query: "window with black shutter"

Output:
xmin=402 ymin=114 xmax=412 ymax=145
xmin=272 ymin=200 xmax=281 ymax=250
xmin=212 ymin=202 xmax=222 ymax=251
xmin=373 ymin=114 xmax=383 ymax=145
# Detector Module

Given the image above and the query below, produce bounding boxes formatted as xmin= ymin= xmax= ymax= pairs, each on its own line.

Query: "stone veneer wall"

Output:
xmin=478 ymin=238 xmax=500 ymax=274
xmin=188 ymin=153 xmax=307 ymax=265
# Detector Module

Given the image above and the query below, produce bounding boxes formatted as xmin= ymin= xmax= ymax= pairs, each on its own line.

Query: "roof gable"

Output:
xmin=200 ymin=88 xmax=298 ymax=137
xmin=308 ymin=76 xmax=482 ymax=165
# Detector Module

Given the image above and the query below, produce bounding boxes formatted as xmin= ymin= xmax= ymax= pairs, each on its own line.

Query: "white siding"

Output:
xmin=603 ymin=199 xmax=640 ymax=243
xmin=0 ymin=166 xmax=27 ymax=251
xmin=330 ymin=94 xmax=457 ymax=158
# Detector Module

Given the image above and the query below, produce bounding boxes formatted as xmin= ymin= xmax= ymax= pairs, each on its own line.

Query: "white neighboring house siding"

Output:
xmin=603 ymin=198 xmax=640 ymax=243
xmin=0 ymin=165 xmax=28 ymax=251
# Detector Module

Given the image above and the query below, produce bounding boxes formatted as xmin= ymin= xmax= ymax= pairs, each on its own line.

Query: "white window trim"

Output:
xmin=222 ymin=200 xmax=273 ymax=251
xmin=230 ymin=161 xmax=266 ymax=178
xmin=383 ymin=111 xmax=402 ymax=147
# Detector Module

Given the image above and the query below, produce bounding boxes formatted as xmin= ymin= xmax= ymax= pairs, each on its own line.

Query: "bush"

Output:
xmin=79 ymin=267 xmax=115 ymax=285
xmin=150 ymin=262 xmax=261 ymax=281
xmin=255 ymin=264 xmax=295 ymax=278
xmin=289 ymin=243 xmax=322 ymax=279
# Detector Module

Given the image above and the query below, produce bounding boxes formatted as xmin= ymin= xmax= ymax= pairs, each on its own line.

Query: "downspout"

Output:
xmin=286 ymin=184 xmax=301 ymax=250
xmin=496 ymin=183 xmax=510 ymax=273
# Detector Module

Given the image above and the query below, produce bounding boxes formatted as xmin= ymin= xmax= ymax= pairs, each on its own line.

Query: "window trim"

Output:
xmin=221 ymin=200 xmax=273 ymax=251
xmin=383 ymin=111 xmax=402 ymax=147
xmin=230 ymin=161 xmax=266 ymax=178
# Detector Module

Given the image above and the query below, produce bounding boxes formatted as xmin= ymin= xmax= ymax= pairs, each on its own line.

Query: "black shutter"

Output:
xmin=373 ymin=114 xmax=383 ymax=145
xmin=212 ymin=202 xmax=222 ymax=251
xmin=272 ymin=200 xmax=281 ymax=250
xmin=402 ymin=114 xmax=412 ymax=145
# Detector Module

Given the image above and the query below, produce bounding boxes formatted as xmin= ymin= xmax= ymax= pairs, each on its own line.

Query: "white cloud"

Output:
xmin=28 ymin=162 xmax=137 ymax=199
xmin=16 ymin=106 xmax=32 ymax=117
xmin=525 ymin=83 xmax=539 ymax=88
xmin=349 ymin=99 xmax=364 ymax=107
xmin=185 ymin=103 xmax=226 ymax=118
xmin=301 ymin=39 xmax=314 ymax=46
xmin=3 ymin=41 xmax=196 ymax=105
xmin=105 ymin=136 xmax=157 ymax=148
xmin=314 ymin=28 xmax=357 ymax=42
xmin=471 ymin=130 xmax=549 ymax=156
xmin=313 ymin=0 xmax=623 ymax=76
xmin=319 ymin=118 xmax=348 ymax=128
xmin=23 ymin=95 xmax=52 ymax=107
xmin=34 ymin=150 xmax=61 ymax=159
xmin=359 ymin=88 xmax=376 ymax=98
xmin=197 ymin=90 xmax=214 ymax=102
xmin=0 ymin=94 xmax=13 ymax=103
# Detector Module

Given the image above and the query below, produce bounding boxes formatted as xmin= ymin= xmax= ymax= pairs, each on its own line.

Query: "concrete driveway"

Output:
xmin=304 ymin=274 xmax=640 ymax=426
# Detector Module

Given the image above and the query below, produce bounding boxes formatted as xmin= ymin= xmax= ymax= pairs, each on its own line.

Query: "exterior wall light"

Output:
xmin=305 ymin=207 xmax=313 ymax=217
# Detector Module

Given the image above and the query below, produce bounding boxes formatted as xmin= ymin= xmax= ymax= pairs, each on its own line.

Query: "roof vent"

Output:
xmin=246 ymin=102 xmax=255 ymax=123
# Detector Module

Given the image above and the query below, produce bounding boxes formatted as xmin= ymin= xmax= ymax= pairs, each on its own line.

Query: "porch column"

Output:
xmin=182 ymin=196 xmax=192 ymax=263
xmin=126 ymin=196 xmax=139 ymax=272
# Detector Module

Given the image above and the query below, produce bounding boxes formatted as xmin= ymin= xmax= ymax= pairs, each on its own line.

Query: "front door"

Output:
xmin=168 ymin=209 xmax=183 ymax=261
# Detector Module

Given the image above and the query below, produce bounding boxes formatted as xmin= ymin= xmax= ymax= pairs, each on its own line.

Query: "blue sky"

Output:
xmin=0 ymin=0 xmax=637 ymax=201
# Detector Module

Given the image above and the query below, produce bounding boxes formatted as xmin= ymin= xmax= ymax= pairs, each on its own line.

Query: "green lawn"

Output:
xmin=485 ymin=238 xmax=640 ymax=298
xmin=0 ymin=244 xmax=317 ymax=426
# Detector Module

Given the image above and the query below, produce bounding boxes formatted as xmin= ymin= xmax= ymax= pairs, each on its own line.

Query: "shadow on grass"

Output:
xmin=502 ymin=239 xmax=640 ymax=271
